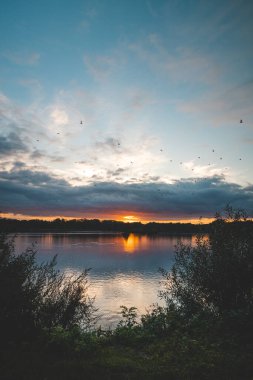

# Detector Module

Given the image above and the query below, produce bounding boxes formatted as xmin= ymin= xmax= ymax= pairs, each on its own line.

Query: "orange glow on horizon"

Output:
xmin=123 ymin=215 xmax=139 ymax=223
xmin=0 ymin=212 xmax=216 ymax=224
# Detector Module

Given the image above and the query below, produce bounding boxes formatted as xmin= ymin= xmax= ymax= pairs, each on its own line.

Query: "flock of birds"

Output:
xmin=34 ymin=119 xmax=245 ymax=191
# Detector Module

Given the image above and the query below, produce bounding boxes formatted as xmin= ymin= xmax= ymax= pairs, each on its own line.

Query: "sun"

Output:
xmin=123 ymin=215 xmax=138 ymax=223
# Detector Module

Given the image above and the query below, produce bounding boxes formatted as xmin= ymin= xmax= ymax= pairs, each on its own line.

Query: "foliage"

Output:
xmin=117 ymin=306 xmax=138 ymax=329
xmin=1 ymin=207 xmax=253 ymax=379
xmin=0 ymin=233 xmax=96 ymax=344
xmin=141 ymin=304 xmax=181 ymax=336
xmin=160 ymin=206 xmax=253 ymax=322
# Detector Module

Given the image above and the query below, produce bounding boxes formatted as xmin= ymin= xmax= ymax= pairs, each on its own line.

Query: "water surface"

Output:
xmin=15 ymin=232 xmax=195 ymax=327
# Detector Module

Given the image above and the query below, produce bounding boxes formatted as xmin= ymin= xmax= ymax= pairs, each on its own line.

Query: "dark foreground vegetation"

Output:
xmin=0 ymin=216 xmax=208 ymax=234
xmin=1 ymin=207 xmax=253 ymax=379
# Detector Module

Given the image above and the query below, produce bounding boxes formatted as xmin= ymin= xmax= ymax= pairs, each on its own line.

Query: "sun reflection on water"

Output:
xmin=122 ymin=233 xmax=149 ymax=253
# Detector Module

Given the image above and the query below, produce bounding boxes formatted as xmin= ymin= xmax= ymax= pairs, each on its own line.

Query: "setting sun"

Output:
xmin=122 ymin=215 xmax=139 ymax=223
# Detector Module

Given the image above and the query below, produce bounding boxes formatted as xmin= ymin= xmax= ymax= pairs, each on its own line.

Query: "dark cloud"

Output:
xmin=29 ymin=150 xmax=45 ymax=160
xmin=0 ymin=168 xmax=68 ymax=187
xmin=12 ymin=161 xmax=26 ymax=169
xmin=140 ymin=173 xmax=160 ymax=182
xmin=106 ymin=167 xmax=127 ymax=177
xmin=0 ymin=132 xmax=28 ymax=156
xmin=0 ymin=167 xmax=253 ymax=219
xmin=49 ymin=156 xmax=65 ymax=163
xmin=70 ymin=177 xmax=83 ymax=182
xmin=0 ymin=92 xmax=50 ymax=159
xmin=29 ymin=149 xmax=65 ymax=163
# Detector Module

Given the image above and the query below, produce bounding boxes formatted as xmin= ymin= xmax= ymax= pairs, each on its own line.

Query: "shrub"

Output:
xmin=160 ymin=206 xmax=253 ymax=322
xmin=0 ymin=234 xmax=96 ymax=344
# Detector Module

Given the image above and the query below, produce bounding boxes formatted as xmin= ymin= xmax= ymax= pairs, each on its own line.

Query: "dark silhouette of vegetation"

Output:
xmin=160 ymin=206 xmax=253 ymax=321
xmin=0 ymin=216 xmax=209 ymax=234
xmin=0 ymin=234 xmax=96 ymax=345
xmin=1 ymin=206 xmax=253 ymax=379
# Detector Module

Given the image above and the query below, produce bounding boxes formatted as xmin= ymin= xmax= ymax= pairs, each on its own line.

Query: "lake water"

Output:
xmin=14 ymin=232 xmax=195 ymax=328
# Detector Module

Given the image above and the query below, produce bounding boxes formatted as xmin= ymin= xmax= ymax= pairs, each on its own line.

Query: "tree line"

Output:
xmin=0 ymin=216 xmax=211 ymax=234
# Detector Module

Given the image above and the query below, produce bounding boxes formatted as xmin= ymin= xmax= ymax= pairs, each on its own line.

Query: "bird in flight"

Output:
xmin=160 ymin=149 xmax=163 ymax=152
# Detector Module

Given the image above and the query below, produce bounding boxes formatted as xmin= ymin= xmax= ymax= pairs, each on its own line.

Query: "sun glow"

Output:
xmin=123 ymin=215 xmax=139 ymax=223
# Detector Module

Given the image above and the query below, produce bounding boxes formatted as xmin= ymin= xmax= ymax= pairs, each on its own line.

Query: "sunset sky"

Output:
xmin=0 ymin=0 xmax=253 ymax=222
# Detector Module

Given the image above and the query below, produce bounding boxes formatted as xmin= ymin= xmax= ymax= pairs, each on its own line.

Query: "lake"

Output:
xmin=14 ymin=232 xmax=195 ymax=328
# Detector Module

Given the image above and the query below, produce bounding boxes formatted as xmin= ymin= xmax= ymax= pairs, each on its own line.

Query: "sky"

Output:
xmin=0 ymin=0 xmax=253 ymax=223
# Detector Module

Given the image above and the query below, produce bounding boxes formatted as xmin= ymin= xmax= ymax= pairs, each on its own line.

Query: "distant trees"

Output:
xmin=0 ymin=234 xmax=96 ymax=344
xmin=160 ymin=206 xmax=253 ymax=322
xmin=0 ymin=216 xmax=205 ymax=234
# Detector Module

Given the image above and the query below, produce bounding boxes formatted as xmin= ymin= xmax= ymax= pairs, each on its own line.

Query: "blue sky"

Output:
xmin=0 ymin=0 xmax=253 ymax=221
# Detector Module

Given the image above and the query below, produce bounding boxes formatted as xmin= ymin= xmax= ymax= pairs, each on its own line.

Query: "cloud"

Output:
xmin=0 ymin=91 xmax=45 ymax=138
xmin=50 ymin=108 xmax=69 ymax=125
xmin=183 ymin=161 xmax=227 ymax=178
xmin=0 ymin=166 xmax=252 ymax=219
xmin=0 ymin=90 xmax=163 ymax=187
xmin=0 ymin=167 xmax=68 ymax=187
xmin=29 ymin=150 xmax=46 ymax=160
xmin=0 ymin=132 xmax=28 ymax=156
xmin=95 ymin=137 xmax=121 ymax=153
xmin=29 ymin=149 xmax=65 ymax=163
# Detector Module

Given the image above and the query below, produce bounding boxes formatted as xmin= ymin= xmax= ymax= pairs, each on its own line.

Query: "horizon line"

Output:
xmin=0 ymin=212 xmax=216 ymax=225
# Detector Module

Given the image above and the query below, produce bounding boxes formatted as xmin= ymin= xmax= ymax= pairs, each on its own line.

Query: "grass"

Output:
xmin=2 ymin=316 xmax=252 ymax=380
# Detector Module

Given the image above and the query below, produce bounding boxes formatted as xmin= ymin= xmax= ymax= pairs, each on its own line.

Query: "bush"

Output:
xmin=160 ymin=206 xmax=253 ymax=323
xmin=0 ymin=234 xmax=96 ymax=344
